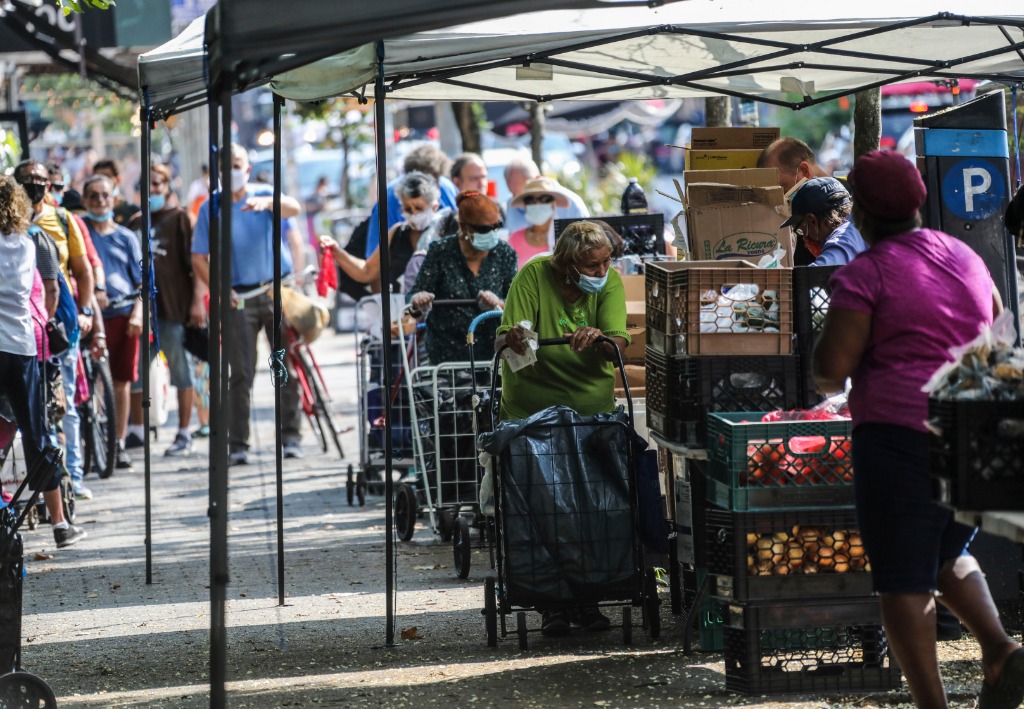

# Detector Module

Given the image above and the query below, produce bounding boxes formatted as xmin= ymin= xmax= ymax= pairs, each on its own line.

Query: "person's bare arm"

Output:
xmin=241 ymin=194 xmax=301 ymax=219
xmin=190 ymin=254 xmax=210 ymax=326
xmin=813 ymin=307 xmax=872 ymax=393
xmin=69 ymin=253 xmax=95 ymax=336
xmin=126 ymin=297 xmax=144 ymax=338
xmin=42 ymin=279 xmax=58 ymax=318
xmin=319 ymin=227 xmax=388 ymax=284
xmin=93 ymin=263 xmax=108 ymax=309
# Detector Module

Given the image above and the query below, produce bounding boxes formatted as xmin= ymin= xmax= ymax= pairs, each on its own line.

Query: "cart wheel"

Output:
xmin=62 ymin=476 xmax=75 ymax=524
xmin=0 ymin=670 xmax=58 ymax=709
xmin=357 ymin=479 xmax=367 ymax=507
xmin=484 ymin=576 xmax=497 ymax=647
xmin=394 ymin=484 xmax=417 ymax=542
xmin=453 ymin=516 xmax=472 ymax=579
xmin=644 ymin=568 xmax=661 ymax=640
xmin=622 ymin=606 xmax=633 ymax=645
xmin=346 ymin=465 xmax=355 ymax=507
xmin=516 ymin=612 xmax=528 ymax=651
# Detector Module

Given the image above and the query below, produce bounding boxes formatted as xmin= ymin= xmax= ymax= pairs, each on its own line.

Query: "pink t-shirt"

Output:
xmin=829 ymin=228 xmax=994 ymax=432
xmin=507 ymin=228 xmax=549 ymax=270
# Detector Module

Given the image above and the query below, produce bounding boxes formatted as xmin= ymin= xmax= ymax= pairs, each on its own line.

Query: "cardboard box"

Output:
xmin=685 ymin=149 xmax=762 ymax=171
xmin=683 ymin=168 xmax=779 ymax=190
xmin=622 ymin=325 xmax=646 ymax=363
xmin=687 ymin=202 xmax=794 ymax=267
xmin=690 ymin=126 xmax=780 ymax=150
xmin=625 ymin=300 xmax=645 ymax=328
xmin=620 ymin=274 xmax=645 ymax=302
xmin=686 ymin=183 xmax=785 ymax=209
xmin=614 ymin=363 xmax=646 ymax=391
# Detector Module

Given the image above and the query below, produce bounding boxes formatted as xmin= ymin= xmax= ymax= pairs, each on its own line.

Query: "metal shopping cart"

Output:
xmin=349 ymin=295 xmax=421 ymax=507
xmin=479 ymin=337 xmax=661 ymax=649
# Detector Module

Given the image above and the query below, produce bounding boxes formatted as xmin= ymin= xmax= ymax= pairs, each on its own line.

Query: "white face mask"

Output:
xmin=524 ymin=203 xmax=554 ymax=226
xmin=231 ymin=168 xmax=248 ymax=192
xmin=403 ymin=210 xmax=434 ymax=231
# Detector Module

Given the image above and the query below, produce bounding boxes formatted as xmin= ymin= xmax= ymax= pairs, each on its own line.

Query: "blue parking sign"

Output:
xmin=941 ymin=158 xmax=1006 ymax=221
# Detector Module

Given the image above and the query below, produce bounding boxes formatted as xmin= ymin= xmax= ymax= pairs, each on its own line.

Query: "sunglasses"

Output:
xmin=49 ymin=183 xmax=65 ymax=192
xmin=522 ymin=195 xmax=555 ymax=205
xmin=463 ymin=220 xmax=504 ymax=234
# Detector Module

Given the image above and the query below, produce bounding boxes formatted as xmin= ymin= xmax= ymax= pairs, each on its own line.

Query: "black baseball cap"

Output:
xmin=780 ymin=177 xmax=850 ymax=228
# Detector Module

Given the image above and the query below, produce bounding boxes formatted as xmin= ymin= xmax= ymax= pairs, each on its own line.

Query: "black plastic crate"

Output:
xmin=707 ymin=412 xmax=855 ymax=511
xmin=646 ymin=353 xmax=803 ymax=448
xmin=705 ymin=505 xmax=872 ymax=602
xmin=793 ymin=265 xmax=840 ymax=354
xmin=930 ymin=397 xmax=1024 ymax=510
xmin=797 ymin=343 xmax=829 ymax=409
xmin=723 ymin=597 xmax=901 ymax=695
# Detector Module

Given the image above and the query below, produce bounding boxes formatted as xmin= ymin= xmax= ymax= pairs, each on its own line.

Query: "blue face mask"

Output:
xmin=574 ymin=265 xmax=608 ymax=294
xmin=86 ymin=211 xmax=114 ymax=223
xmin=471 ymin=228 xmax=507 ymax=252
xmin=149 ymin=194 xmax=166 ymax=212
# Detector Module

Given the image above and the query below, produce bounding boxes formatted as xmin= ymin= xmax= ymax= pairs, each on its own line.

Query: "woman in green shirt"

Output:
xmin=495 ymin=220 xmax=631 ymax=638
xmin=498 ymin=220 xmax=631 ymax=422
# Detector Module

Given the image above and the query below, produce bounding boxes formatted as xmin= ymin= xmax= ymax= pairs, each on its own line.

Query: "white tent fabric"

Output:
xmin=137 ymin=15 xmax=207 ymax=117
xmin=270 ymin=0 xmax=1024 ymax=106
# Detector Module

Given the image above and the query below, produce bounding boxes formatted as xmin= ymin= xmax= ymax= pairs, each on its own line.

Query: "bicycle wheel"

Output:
xmin=299 ymin=347 xmax=345 ymax=460
xmin=87 ymin=360 xmax=116 ymax=480
xmin=292 ymin=351 xmax=329 ymax=453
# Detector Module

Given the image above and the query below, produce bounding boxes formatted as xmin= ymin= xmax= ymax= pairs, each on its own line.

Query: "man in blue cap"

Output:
xmin=780 ymin=176 xmax=867 ymax=267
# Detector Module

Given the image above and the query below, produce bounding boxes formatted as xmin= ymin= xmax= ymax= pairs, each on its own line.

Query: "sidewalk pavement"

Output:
xmin=15 ymin=328 xmax=976 ymax=708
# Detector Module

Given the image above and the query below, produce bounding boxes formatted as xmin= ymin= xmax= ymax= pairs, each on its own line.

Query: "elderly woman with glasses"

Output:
xmin=506 ymin=177 xmax=572 ymax=268
xmin=408 ymin=190 xmax=518 ymax=365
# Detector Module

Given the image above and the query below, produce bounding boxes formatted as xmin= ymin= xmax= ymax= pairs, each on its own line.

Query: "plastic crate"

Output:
xmin=793 ymin=265 xmax=840 ymax=354
xmin=646 ymin=352 xmax=803 ymax=448
xmin=930 ymin=397 xmax=1024 ymax=510
xmin=797 ymin=342 xmax=828 ymax=409
xmin=723 ymin=597 xmax=901 ymax=696
xmin=707 ymin=412 xmax=854 ymax=510
xmin=705 ymin=505 xmax=872 ymax=602
xmin=645 ymin=265 xmax=793 ymax=356
xmin=682 ymin=566 xmax=726 ymax=652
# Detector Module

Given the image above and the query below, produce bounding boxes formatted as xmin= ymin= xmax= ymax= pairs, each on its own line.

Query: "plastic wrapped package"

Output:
xmin=480 ymin=405 xmax=643 ymax=606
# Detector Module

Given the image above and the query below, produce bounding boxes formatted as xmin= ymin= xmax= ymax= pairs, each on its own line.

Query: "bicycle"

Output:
xmin=78 ymin=347 xmax=116 ymax=480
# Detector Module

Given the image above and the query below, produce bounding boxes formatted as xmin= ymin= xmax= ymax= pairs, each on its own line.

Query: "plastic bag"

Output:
xmin=761 ymin=392 xmax=850 ymax=422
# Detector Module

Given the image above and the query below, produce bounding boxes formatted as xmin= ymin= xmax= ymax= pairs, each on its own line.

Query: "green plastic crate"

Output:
xmin=706 ymin=412 xmax=855 ymax=511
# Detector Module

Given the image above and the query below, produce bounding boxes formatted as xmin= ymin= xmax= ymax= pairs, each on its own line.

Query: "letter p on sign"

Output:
xmin=963 ymin=167 xmax=992 ymax=213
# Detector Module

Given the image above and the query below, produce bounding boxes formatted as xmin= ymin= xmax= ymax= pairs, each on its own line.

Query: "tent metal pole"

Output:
xmin=375 ymin=39 xmax=396 ymax=649
xmin=140 ymin=96 xmax=154 ymax=585
xmin=210 ymin=84 xmax=233 ymax=709
xmin=272 ymin=92 xmax=286 ymax=606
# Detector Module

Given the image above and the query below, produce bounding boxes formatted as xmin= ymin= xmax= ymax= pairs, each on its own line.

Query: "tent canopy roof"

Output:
xmin=269 ymin=1 xmax=1024 ymax=108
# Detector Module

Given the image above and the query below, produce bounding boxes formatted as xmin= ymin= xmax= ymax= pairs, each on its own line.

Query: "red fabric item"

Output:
xmin=802 ymin=235 xmax=824 ymax=260
xmin=848 ymin=150 xmax=927 ymax=221
xmin=317 ymin=248 xmax=338 ymax=297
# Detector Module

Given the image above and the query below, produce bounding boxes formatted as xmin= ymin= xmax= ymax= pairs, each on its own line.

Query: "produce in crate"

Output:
xmin=746 ymin=525 xmax=869 ymax=576
xmin=698 ymin=283 xmax=781 ymax=334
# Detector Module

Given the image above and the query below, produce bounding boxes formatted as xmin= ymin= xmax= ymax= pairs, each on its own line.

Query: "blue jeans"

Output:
xmin=54 ymin=346 xmax=83 ymax=484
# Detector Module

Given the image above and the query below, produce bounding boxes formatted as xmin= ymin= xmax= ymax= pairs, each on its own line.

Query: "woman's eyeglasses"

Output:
xmin=463 ymin=221 xmax=503 ymax=234
xmin=521 ymin=195 xmax=555 ymax=206
xmin=792 ymin=215 xmax=809 ymax=238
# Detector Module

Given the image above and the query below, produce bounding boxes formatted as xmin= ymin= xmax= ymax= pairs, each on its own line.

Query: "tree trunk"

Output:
xmin=853 ymin=89 xmax=882 ymax=159
xmin=530 ymin=102 xmax=545 ymax=169
xmin=705 ymin=97 xmax=731 ymax=128
xmin=451 ymin=102 xmax=481 ymax=155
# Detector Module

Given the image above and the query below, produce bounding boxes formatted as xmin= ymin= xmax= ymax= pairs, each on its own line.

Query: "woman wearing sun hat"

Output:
xmin=506 ymin=177 xmax=571 ymax=269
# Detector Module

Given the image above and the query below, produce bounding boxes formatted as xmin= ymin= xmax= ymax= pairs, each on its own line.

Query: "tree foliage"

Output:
xmin=21 ymin=72 xmax=137 ymax=139
xmin=56 ymin=0 xmax=113 ymax=15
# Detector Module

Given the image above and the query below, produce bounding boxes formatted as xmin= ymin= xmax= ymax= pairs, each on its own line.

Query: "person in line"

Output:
xmin=813 ymin=150 xmax=1024 ymax=709
xmin=497 ymin=220 xmax=631 ymax=635
xmin=82 ymin=175 xmax=144 ymax=471
xmin=759 ymin=137 xmax=833 ymax=266
xmin=506 ymin=177 xmax=571 ymax=268
xmin=191 ymin=143 xmax=304 ymax=466
xmin=0 ymin=175 xmax=87 ymax=547
xmin=779 ymin=177 xmax=867 ymax=267
xmin=14 ymin=160 xmax=96 ymax=500
xmin=365 ymin=144 xmax=458 ymax=257
xmin=186 ymin=163 xmax=210 ymax=224
xmin=319 ymin=171 xmax=448 ymax=294
xmin=504 ymin=154 xmax=589 ymax=234
xmin=92 ymin=158 xmax=141 ymax=228
xmin=408 ymin=191 xmax=518 ymax=365
xmin=450 ymin=153 xmax=490 ymax=194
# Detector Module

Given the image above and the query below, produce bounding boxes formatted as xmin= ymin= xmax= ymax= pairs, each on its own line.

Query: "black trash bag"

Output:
xmin=480 ymin=405 xmax=646 ymax=607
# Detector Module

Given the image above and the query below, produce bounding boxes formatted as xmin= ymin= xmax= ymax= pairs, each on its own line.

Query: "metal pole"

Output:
xmin=140 ymin=97 xmax=153 ymax=585
xmin=272 ymin=93 xmax=286 ymax=606
xmin=374 ymin=40 xmax=396 ymax=648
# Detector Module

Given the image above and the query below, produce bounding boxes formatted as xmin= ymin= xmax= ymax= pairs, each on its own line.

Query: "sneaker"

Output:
xmin=193 ymin=425 xmax=211 ymax=438
xmin=283 ymin=442 xmax=303 ymax=460
xmin=540 ymin=609 xmax=572 ymax=637
xmin=115 ymin=443 xmax=134 ymax=471
xmin=228 ymin=450 xmax=249 ymax=467
xmin=53 ymin=524 xmax=87 ymax=548
xmin=571 ymin=604 xmax=611 ymax=632
xmin=164 ymin=434 xmax=193 ymax=457
xmin=72 ymin=482 xmax=93 ymax=501
xmin=125 ymin=431 xmax=145 ymax=449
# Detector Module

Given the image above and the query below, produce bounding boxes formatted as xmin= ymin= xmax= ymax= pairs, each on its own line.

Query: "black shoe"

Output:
xmin=115 ymin=443 xmax=134 ymax=470
xmin=53 ymin=524 xmax=87 ymax=548
xmin=571 ymin=604 xmax=611 ymax=632
xmin=540 ymin=609 xmax=571 ymax=637
xmin=125 ymin=431 xmax=145 ymax=449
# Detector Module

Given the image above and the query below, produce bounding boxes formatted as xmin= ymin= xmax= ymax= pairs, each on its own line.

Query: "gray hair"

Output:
xmin=451 ymin=152 xmax=485 ymax=182
xmin=551 ymin=221 xmax=612 ymax=274
xmin=403 ymin=144 xmax=451 ymax=180
xmin=395 ymin=171 xmax=439 ymax=204
xmin=83 ymin=173 xmax=114 ymax=197
xmin=503 ymin=154 xmax=540 ymax=183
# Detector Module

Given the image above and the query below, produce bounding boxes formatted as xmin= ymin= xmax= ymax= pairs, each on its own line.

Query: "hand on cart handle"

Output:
xmin=477 ymin=290 xmax=504 ymax=312
xmin=409 ymin=291 xmax=434 ymax=317
xmin=565 ymin=326 xmax=606 ymax=354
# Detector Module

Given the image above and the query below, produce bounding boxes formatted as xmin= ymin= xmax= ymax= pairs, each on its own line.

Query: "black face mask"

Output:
xmin=20 ymin=182 xmax=47 ymax=205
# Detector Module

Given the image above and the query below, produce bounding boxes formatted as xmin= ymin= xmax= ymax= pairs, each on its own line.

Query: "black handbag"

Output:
xmin=45 ymin=318 xmax=71 ymax=357
xmin=183 ymin=325 xmax=209 ymax=362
